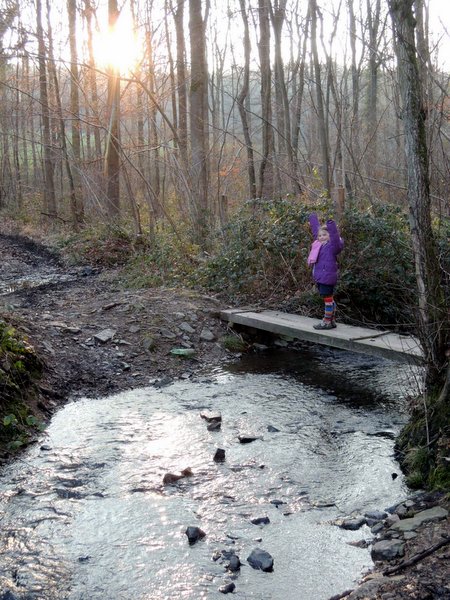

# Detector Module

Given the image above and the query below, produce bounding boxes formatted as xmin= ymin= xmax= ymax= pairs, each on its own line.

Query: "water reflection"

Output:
xmin=0 ymin=273 xmax=75 ymax=296
xmin=0 ymin=350 xmax=417 ymax=599
xmin=227 ymin=345 xmax=422 ymax=410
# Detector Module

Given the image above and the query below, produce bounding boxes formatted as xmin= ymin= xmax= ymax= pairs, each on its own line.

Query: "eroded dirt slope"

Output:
xmin=0 ymin=232 xmax=232 ymax=411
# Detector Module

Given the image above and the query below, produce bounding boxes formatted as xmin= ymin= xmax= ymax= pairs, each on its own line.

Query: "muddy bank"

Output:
xmin=0 ymin=231 xmax=234 ymax=405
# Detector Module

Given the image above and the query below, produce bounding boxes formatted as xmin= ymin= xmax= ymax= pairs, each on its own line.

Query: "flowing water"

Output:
xmin=0 ymin=346 xmax=420 ymax=599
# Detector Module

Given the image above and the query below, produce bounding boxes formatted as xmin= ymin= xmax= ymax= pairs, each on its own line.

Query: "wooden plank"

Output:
xmin=220 ymin=309 xmax=423 ymax=364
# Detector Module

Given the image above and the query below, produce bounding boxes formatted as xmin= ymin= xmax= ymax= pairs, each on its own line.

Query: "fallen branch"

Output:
xmin=40 ymin=212 xmax=70 ymax=224
xmin=383 ymin=534 xmax=450 ymax=576
xmin=349 ymin=331 xmax=390 ymax=341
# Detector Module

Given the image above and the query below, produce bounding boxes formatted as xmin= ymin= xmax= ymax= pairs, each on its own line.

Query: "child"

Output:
xmin=308 ymin=213 xmax=344 ymax=330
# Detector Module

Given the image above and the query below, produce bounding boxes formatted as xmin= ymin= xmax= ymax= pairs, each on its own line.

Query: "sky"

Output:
xmin=3 ymin=0 xmax=449 ymax=73
xmin=427 ymin=0 xmax=450 ymax=69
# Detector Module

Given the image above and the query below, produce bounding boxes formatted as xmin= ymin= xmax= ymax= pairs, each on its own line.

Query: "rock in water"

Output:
xmin=227 ymin=554 xmax=241 ymax=572
xmin=247 ymin=548 xmax=274 ymax=572
xmin=219 ymin=582 xmax=236 ymax=594
xmin=200 ymin=410 xmax=222 ymax=423
xmin=213 ymin=448 xmax=226 ymax=462
xmin=238 ymin=433 xmax=261 ymax=443
xmin=185 ymin=526 xmax=206 ymax=545
xmin=207 ymin=420 xmax=221 ymax=431
xmin=163 ymin=467 xmax=193 ymax=485
xmin=250 ymin=516 xmax=270 ymax=525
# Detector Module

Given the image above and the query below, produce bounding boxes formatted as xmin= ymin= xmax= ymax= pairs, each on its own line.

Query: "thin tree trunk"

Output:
xmin=388 ymin=0 xmax=448 ymax=393
xmin=146 ymin=27 xmax=161 ymax=219
xmin=165 ymin=0 xmax=178 ymax=135
xmin=309 ymin=0 xmax=331 ymax=196
xmin=84 ymin=0 xmax=102 ymax=161
xmin=173 ymin=0 xmax=188 ymax=166
xmin=46 ymin=1 xmax=78 ymax=227
xmin=257 ymin=0 xmax=274 ymax=199
xmin=365 ymin=0 xmax=382 ymax=178
xmin=270 ymin=0 xmax=301 ymax=195
xmin=291 ymin=9 xmax=309 ymax=162
xmin=237 ymin=0 xmax=256 ymax=198
xmin=36 ymin=0 xmax=56 ymax=218
xmin=67 ymin=0 xmax=84 ymax=226
xmin=104 ymin=0 xmax=121 ymax=218
xmin=14 ymin=63 xmax=23 ymax=208
xmin=347 ymin=0 xmax=361 ymax=196
xmin=20 ymin=50 xmax=30 ymax=190
xmin=189 ymin=0 xmax=209 ymax=243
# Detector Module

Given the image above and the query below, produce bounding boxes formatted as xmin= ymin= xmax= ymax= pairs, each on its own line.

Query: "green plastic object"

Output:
xmin=170 ymin=348 xmax=196 ymax=357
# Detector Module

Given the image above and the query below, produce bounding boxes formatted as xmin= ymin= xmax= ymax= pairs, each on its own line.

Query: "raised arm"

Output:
xmin=326 ymin=219 xmax=344 ymax=255
xmin=309 ymin=213 xmax=320 ymax=238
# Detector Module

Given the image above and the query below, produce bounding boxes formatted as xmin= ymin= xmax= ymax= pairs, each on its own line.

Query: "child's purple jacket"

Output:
xmin=309 ymin=213 xmax=344 ymax=286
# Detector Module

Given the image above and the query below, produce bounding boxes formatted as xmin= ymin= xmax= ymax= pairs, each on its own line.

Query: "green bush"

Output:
xmin=338 ymin=205 xmax=416 ymax=328
xmin=197 ymin=198 xmax=312 ymax=298
xmin=120 ymin=228 xmax=200 ymax=288
xmin=58 ymin=223 xmax=136 ymax=267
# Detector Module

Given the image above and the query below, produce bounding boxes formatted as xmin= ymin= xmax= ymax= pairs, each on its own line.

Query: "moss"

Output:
xmin=396 ymin=388 xmax=450 ymax=492
xmin=0 ymin=319 xmax=45 ymax=455
xmin=221 ymin=334 xmax=249 ymax=353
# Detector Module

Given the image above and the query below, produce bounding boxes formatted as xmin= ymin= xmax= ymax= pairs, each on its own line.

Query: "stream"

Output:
xmin=0 ymin=346 xmax=420 ymax=599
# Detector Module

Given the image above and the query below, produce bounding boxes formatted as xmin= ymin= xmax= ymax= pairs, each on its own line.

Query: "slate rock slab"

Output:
xmin=93 ymin=328 xmax=116 ymax=343
xmin=371 ymin=539 xmax=405 ymax=561
xmin=389 ymin=506 xmax=448 ymax=534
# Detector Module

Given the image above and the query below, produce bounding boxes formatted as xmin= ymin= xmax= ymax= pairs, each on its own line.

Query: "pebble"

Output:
xmin=219 ymin=582 xmax=235 ymax=594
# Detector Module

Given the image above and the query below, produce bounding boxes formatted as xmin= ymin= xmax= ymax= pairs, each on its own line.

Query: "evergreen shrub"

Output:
xmin=197 ymin=198 xmax=312 ymax=299
xmin=338 ymin=205 xmax=416 ymax=328
xmin=121 ymin=228 xmax=200 ymax=288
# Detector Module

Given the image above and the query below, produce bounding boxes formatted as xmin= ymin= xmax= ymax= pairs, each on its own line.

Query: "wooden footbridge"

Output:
xmin=220 ymin=308 xmax=423 ymax=364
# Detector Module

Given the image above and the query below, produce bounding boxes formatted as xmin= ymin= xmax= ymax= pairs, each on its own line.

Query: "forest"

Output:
xmin=0 ymin=0 xmax=449 ymax=486
xmin=0 ymin=0 xmax=447 ymax=228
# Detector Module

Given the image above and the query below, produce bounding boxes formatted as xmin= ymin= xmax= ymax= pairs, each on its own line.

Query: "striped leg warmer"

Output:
xmin=323 ymin=296 xmax=334 ymax=323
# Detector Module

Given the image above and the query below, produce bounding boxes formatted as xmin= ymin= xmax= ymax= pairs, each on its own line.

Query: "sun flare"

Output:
xmin=93 ymin=14 xmax=141 ymax=73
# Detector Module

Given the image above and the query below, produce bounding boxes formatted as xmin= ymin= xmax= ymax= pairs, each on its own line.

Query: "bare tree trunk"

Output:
xmin=189 ymin=0 xmax=210 ymax=243
xmin=67 ymin=0 xmax=84 ymax=226
xmin=346 ymin=0 xmax=362 ymax=197
xmin=173 ymin=0 xmax=188 ymax=166
xmin=413 ymin=0 xmax=430 ymax=90
xmin=164 ymin=0 xmax=178 ymax=134
xmin=309 ymin=0 xmax=331 ymax=196
xmin=257 ymin=0 xmax=274 ymax=199
xmin=20 ymin=50 xmax=30 ymax=190
xmin=146 ymin=27 xmax=161 ymax=219
xmin=270 ymin=0 xmax=301 ymax=195
xmin=13 ymin=63 xmax=23 ymax=208
xmin=270 ymin=0 xmax=287 ymax=157
xmin=36 ymin=0 xmax=56 ymax=218
xmin=291 ymin=9 xmax=308 ymax=164
xmin=365 ymin=0 xmax=382 ymax=180
xmin=104 ymin=0 xmax=121 ymax=219
xmin=237 ymin=0 xmax=257 ymax=199
xmin=84 ymin=0 xmax=102 ymax=161
xmin=388 ymin=0 xmax=448 ymax=393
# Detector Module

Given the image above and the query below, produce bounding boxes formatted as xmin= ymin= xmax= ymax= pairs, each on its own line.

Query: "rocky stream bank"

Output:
xmin=0 ymin=228 xmax=448 ymax=599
